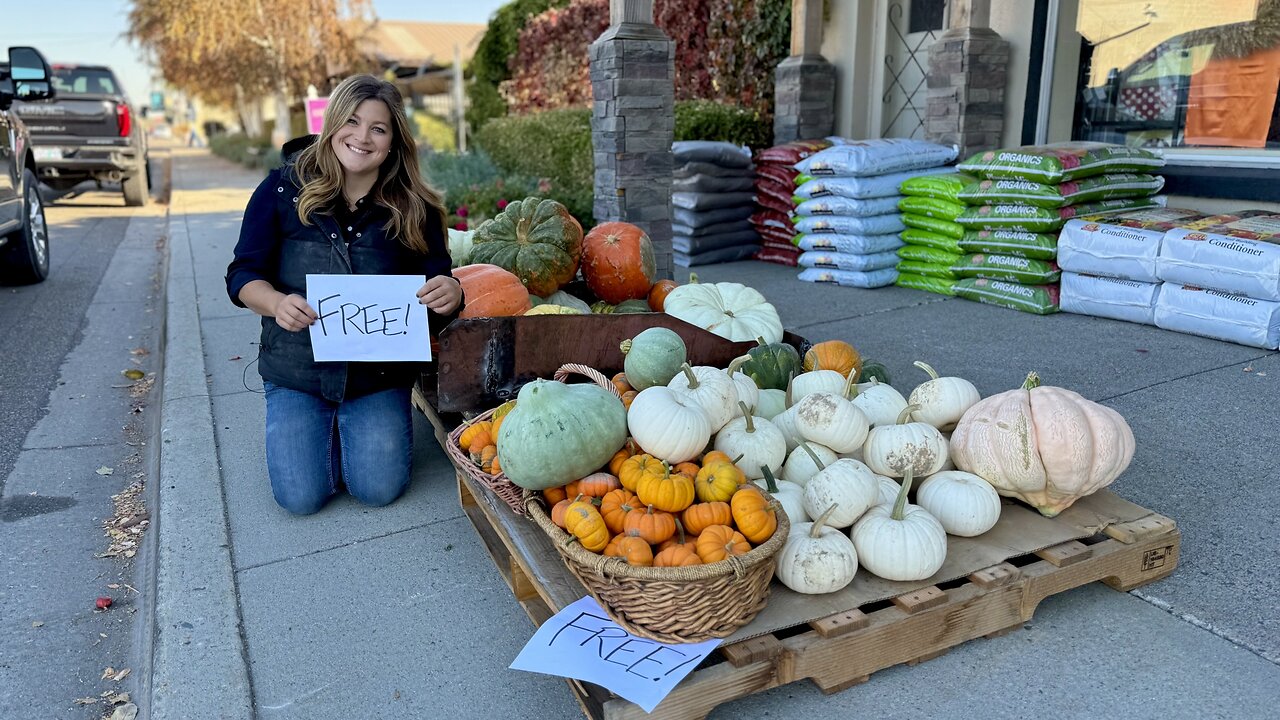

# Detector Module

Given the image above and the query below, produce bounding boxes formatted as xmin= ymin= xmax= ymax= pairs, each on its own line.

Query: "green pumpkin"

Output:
xmin=858 ymin=361 xmax=892 ymax=385
xmin=591 ymin=298 xmax=651 ymax=314
xmin=534 ymin=290 xmax=592 ymax=313
xmin=496 ymin=379 xmax=629 ymax=491
xmin=740 ymin=337 xmax=801 ymax=391
xmin=470 ymin=197 xmax=583 ymax=297
xmin=620 ymin=327 xmax=687 ymax=390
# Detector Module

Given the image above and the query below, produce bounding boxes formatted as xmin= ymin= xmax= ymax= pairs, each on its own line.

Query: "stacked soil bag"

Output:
xmin=671 ymin=141 xmax=760 ymax=267
xmin=893 ymin=173 xmax=971 ymax=296
xmin=1057 ymin=207 xmax=1204 ymax=326
xmin=751 ymin=139 xmax=833 ymax=266
xmin=790 ymin=138 xmax=958 ymax=288
xmin=1155 ymin=211 xmax=1280 ymax=349
xmin=943 ymin=142 xmax=1167 ymax=315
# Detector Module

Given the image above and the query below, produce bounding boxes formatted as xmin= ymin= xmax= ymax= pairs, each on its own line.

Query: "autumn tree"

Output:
xmin=128 ymin=0 xmax=373 ymax=143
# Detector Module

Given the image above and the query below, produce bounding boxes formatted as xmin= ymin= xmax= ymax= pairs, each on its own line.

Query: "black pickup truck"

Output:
xmin=1 ymin=47 xmax=55 ymax=284
xmin=13 ymin=63 xmax=149 ymax=206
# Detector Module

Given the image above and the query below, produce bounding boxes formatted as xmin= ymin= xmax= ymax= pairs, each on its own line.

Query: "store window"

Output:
xmin=1071 ymin=0 xmax=1280 ymax=156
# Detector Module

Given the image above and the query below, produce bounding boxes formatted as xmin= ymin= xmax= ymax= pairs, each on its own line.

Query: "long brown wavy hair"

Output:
xmin=293 ymin=74 xmax=446 ymax=254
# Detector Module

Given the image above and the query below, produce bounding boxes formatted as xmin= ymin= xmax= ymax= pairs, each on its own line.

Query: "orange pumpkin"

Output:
xmin=694 ymin=462 xmax=741 ymax=503
xmin=477 ymin=445 xmax=499 ymax=474
xmin=490 ymin=400 xmax=516 ymax=441
xmin=622 ymin=504 xmax=676 ymax=544
xmin=577 ymin=472 xmax=621 ymax=498
xmin=621 ymin=390 xmax=638 ymax=409
xmin=581 ymin=222 xmax=657 ymax=304
xmin=459 ymin=420 xmax=493 ymax=451
xmin=612 ymin=372 xmax=633 ymax=395
xmin=599 ymin=488 xmax=641 ymax=534
xmin=488 ymin=454 xmax=502 ymax=475
xmin=695 ymin=524 xmax=751 ymax=564
xmin=604 ymin=531 xmax=654 ymax=566
xmin=635 ymin=466 xmax=696 ymax=513
xmin=802 ymin=340 xmax=862 ymax=380
xmin=656 ymin=518 xmax=694 ymax=551
xmin=543 ymin=485 xmax=568 ymax=506
xmin=551 ymin=495 xmax=579 ymax=528
xmin=647 ymin=279 xmax=679 ymax=312
xmin=654 ymin=542 xmax=701 ymax=567
xmin=454 ymin=264 xmax=533 ymax=318
xmin=730 ymin=485 xmax=778 ymax=545
xmin=682 ymin=501 xmax=732 ymax=536
xmin=563 ymin=499 xmax=610 ymax=552
xmin=701 ymin=450 xmax=735 ymax=467
xmin=618 ymin=453 xmax=667 ymax=492
xmin=673 ymin=461 xmax=700 ymax=478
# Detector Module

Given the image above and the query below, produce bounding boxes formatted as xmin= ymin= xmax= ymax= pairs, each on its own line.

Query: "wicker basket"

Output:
xmin=526 ymin=489 xmax=791 ymax=644
xmin=443 ymin=364 xmax=623 ymax=516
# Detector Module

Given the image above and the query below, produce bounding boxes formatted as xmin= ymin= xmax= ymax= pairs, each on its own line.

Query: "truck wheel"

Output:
xmin=0 ymin=169 xmax=51 ymax=284
xmin=122 ymin=165 xmax=147 ymax=207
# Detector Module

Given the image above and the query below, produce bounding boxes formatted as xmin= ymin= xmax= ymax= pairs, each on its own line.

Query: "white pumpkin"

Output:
xmin=776 ymin=504 xmax=860 ymax=594
xmin=781 ymin=442 xmax=837 ymax=487
xmin=851 ymin=469 xmax=948 ymax=581
xmin=755 ymin=465 xmax=809 ymax=525
xmin=852 ymin=378 xmax=909 ymax=428
xmin=917 ymin=470 xmax=1001 ymax=537
xmin=793 ymin=389 xmax=870 ymax=454
xmin=725 ymin=355 xmax=760 ymax=419
xmin=791 ymin=369 xmax=847 ymax=403
xmin=802 ymin=457 xmax=880 ymax=529
xmin=446 ymin=228 xmax=475 ymax=268
xmin=772 ymin=405 xmax=806 ymax=452
xmin=874 ymin=474 xmax=901 ymax=506
xmin=863 ymin=404 xmax=949 ymax=479
xmin=663 ymin=281 xmax=784 ymax=344
xmin=754 ymin=388 xmax=787 ymax=420
xmin=908 ymin=361 xmax=980 ymax=432
xmin=714 ymin=402 xmax=786 ymax=480
xmin=668 ymin=363 xmax=738 ymax=433
xmin=627 ymin=386 xmax=711 ymax=464
xmin=839 ymin=444 xmax=865 ymax=463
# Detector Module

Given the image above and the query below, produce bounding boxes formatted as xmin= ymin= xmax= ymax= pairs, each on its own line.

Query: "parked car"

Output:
xmin=0 ymin=46 xmax=55 ymax=284
xmin=13 ymin=63 xmax=149 ymax=206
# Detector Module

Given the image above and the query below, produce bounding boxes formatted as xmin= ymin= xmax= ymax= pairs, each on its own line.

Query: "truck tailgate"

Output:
xmin=16 ymin=94 xmax=125 ymax=141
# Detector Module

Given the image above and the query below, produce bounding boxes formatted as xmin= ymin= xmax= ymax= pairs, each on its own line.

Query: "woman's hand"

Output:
xmin=273 ymin=293 xmax=318 ymax=332
xmin=417 ymin=275 xmax=462 ymax=315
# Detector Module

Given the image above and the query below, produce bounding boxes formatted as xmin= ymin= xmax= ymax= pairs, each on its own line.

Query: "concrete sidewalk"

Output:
xmin=152 ymin=149 xmax=1280 ymax=719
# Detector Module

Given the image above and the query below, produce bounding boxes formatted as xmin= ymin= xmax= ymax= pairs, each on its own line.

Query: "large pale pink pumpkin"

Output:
xmin=948 ymin=372 xmax=1135 ymax=517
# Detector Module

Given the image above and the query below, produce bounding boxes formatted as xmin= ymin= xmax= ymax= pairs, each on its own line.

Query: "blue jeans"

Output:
xmin=263 ymin=382 xmax=412 ymax=515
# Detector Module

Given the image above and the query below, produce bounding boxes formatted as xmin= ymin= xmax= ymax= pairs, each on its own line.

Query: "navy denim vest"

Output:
xmin=257 ymin=167 xmax=437 ymax=402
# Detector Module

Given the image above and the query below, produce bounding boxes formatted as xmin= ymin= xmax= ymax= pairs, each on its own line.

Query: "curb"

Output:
xmin=149 ymin=169 xmax=254 ymax=719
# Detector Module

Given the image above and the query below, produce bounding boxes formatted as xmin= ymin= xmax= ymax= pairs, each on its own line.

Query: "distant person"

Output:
xmin=225 ymin=74 xmax=462 ymax=515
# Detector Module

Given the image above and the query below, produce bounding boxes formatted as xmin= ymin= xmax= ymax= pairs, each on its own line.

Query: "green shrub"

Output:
xmin=209 ymin=132 xmax=282 ymax=172
xmin=473 ymin=108 xmax=594 ymax=224
xmin=412 ymin=112 xmax=457 ymax=152
xmin=674 ymin=100 xmax=772 ymax=149
xmin=421 ymin=149 xmax=549 ymax=231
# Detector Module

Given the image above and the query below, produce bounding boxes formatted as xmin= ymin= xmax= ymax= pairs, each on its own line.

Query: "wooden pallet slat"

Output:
xmin=719 ymin=635 xmax=783 ymax=667
xmin=1035 ymin=540 xmax=1093 ymax=567
xmin=809 ymin=608 xmax=870 ymax=638
xmin=891 ymin=585 xmax=948 ymax=614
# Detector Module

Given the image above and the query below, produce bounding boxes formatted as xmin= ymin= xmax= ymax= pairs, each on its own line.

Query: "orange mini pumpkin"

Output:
xmin=695 ymin=524 xmax=751 ymax=564
xmin=622 ymin=504 xmax=676 ymax=544
xmin=577 ymin=472 xmax=621 ymax=498
xmin=563 ymin=499 xmax=610 ymax=553
xmin=682 ymin=501 xmax=732 ymax=536
xmin=803 ymin=340 xmax=862 ymax=380
xmin=635 ymin=466 xmax=696 ymax=513
xmin=599 ymin=488 xmax=641 ymax=534
xmin=654 ymin=543 xmax=701 ymax=567
xmin=543 ymin=485 xmax=568 ymax=506
xmin=459 ymin=420 xmax=493 ymax=451
xmin=647 ymin=278 xmax=679 ymax=312
xmin=612 ymin=372 xmax=633 ymax=395
xmin=694 ymin=462 xmax=741 ymax=503
xmin=604 ymin=531 xmax=654 ymax=566
xmin=618 ymin=453 xmax=667 ymax=492
xmin=731 ymin=485 xmax=778 ymax=545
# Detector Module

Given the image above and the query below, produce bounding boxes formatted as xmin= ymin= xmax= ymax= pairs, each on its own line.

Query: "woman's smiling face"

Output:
xmin=330 ymin=98 xmax=393 ymax=177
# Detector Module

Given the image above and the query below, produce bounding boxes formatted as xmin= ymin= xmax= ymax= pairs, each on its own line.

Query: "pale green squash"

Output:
xmin=620 ymin=327 xmax=687 ymax=390
xmin=497 ymin=379 xmax=629 ymax=491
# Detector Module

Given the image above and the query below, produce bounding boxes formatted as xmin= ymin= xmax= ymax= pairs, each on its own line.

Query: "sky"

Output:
xmin=1 ymin=0 xmax=509 ymax=105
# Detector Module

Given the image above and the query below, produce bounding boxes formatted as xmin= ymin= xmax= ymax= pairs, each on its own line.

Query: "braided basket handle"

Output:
xmin=553 ymin=363 xmax=622 ymax=400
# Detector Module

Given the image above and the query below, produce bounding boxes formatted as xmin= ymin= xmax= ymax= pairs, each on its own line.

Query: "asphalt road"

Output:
xmin=0 ymin=167 xmax=166 ymax=719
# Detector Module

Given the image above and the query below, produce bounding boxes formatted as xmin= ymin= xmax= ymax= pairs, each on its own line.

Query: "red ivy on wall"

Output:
xmin=500 ymin=0 xmax=789 ymax=116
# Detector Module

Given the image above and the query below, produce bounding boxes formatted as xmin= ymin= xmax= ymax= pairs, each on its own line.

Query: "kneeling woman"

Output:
xmin=226 ymin=75 xmax=462 ymax=514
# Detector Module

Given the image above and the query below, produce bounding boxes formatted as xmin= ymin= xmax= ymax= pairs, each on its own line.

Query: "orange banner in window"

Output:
xmin=1185 ymin=45 xmax=1280 ymax=148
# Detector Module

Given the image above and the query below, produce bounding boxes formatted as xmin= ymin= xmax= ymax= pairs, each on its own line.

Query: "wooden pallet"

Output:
xmin=451 ymin=468 xmax=1179 ymax=720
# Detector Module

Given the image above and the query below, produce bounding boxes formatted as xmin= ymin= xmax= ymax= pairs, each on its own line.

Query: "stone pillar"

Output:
xmin=925 ymin=0 xmax=1009 ymax=156
xmin=590 ymin=0 xmax=676 ymax=279
xmin=773 ymin=0 xmax=836 ymax=145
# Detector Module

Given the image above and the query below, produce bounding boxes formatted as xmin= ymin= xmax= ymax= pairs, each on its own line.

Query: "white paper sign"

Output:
xmin=509 ymin=596 xmax=721 ymax=713
xmin=306 ymin=274 xmax=430 ymax=362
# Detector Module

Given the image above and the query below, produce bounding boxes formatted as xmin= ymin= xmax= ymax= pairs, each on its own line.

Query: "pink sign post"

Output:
xmin=305 ymin=97 xmax=329 ymax=135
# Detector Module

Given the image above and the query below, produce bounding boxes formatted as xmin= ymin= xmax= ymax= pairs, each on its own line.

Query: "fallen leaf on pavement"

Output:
xmin=74 ymin=697 xmax=98 ymax=705
xmin=229 ymin=355 xmax=242 ymax=361
xmin=1260 ymin=372 xmax=1268 ymax=377
xmin=96 ymin=467 xmax=115 ymax=476
xmin=130 ymin=348 xmax=149 ymax=356
xmin=109 ymin=703 xmax=139 ymax=720
xmin=101 ymin=667 xmax=115 ymax=680
xmin=122 ymin=369 xmax=145 ymax=381
xmin=1244 ymin=366 xmax=1254 ymax=372
xmin=107 ymin=692 xmax=130 ymax=705
xmin=32 ymin=621 xmax=43 ymax=628
xmin=112 ymin=668 xmax=131 ymax=682
xmin=107 ymin=584 xmax=120 ymax=589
